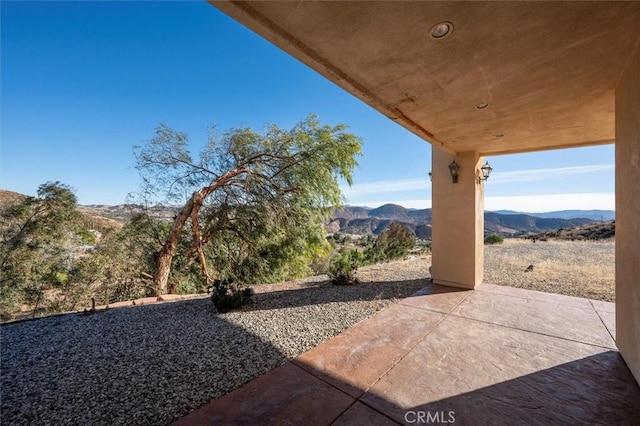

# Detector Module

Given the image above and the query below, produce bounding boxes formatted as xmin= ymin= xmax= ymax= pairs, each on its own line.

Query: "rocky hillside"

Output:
xmin=524 ymin=220 xmax=615 ymax=241
xmin=0 ymin=189 xmax=26 ymax=206
xmin=331 ymin=204 xmax=597 ymax=238
xmin=1 ymin=189 xmax=604 ymax=239
xmin=0 ymin=189 xmax=122 ymax=231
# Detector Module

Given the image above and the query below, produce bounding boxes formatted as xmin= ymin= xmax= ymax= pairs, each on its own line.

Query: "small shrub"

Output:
xmin=328 ymin=250 xmax=359 ymax=285
xmin=484 ymin=234 xmax=504 ymax=245
xmin=210 ymin=278 xmax=255 ymax=312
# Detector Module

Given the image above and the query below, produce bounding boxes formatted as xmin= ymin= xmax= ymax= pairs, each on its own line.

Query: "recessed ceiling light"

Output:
xmin=430 ymin=21 xmax=454 ymax=39
xmin=476 ymin=102 xmax=490 ymax=110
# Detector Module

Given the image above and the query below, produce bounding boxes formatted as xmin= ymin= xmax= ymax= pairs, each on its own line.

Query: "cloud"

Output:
xmin=488 ymin=164 xmax=614 ymax=184
xmin=342 ymin=164 xmax=613 ymax=200
xmin=341 ymin=178 xmax=430 ymax=197
xmin=342 ymin=165 xmax=615 ymax=211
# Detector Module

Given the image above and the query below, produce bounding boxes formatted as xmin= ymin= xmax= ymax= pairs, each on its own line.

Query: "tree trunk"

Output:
xmin=152 ymin=166 xmax=246 ymax=297
xmin=190 ymin=193 xmax=211 ymax=284
xmin=153 ymin=197 xmax=194 ymax=297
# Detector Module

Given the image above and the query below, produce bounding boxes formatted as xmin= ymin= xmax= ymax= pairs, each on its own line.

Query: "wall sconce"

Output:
xmin=448 ymin=160 xmax=460 ymax=183
xmin=479 ymin=161 xmax=493 ymax=183
xmin=428 ymin=171 xmax=433 ymax=182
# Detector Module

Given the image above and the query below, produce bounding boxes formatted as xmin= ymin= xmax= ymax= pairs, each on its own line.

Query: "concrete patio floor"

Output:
xmin=175 ymin=283 xmax=640 ymax=425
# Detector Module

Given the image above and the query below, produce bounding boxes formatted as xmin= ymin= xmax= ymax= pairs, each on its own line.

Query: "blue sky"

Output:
xmin=1 ymin=1 xmax=615 ymax=212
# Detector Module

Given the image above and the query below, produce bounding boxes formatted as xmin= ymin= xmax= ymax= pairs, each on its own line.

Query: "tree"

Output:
xmin=70 ymin=213 xmax=166 ymax=305
xmin=134 ymin=115 xmax=363 ymax=296
xmin=366 ymin=222 xmax=415 ymax=263
xmin=0 ymin=182 xmax=84 ymax=319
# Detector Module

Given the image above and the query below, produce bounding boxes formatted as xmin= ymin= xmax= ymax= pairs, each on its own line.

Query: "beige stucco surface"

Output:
xmin=210 ymin=1 xmax=640 ymax=155
xmin=615 ymin=39 xmax=640 ymax=384
xmin=431 ymin=148 xmax=484 ymax=288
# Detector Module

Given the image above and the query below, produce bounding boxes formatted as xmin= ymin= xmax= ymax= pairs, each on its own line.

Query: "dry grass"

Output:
xmin=484 ymin=239 xmax=615 ymax=302
xmin=265 ymin=242 xmax=616 ymax=303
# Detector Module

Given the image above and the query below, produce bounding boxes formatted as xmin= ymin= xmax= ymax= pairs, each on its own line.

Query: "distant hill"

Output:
xmin=525 ymin=220 xmax=615 ymax=241
xmin=0 ymin=189 xmax=122 ymax=231
xmin=332 ymin=204 xmax=598 ymax=238
xmin=0 ymin=189 xmax=27 ymax=206
xmin=492 ymin=209 xmax=615 ymax=221
xmin=0 ymin=189 xmax=608 ymax=239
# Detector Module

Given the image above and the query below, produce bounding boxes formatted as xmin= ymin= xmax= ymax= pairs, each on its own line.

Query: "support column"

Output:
xmin=431 ymin=147 xmax=484 ymax=289
xmin=615 ymin=38 xmax=640 ymax=384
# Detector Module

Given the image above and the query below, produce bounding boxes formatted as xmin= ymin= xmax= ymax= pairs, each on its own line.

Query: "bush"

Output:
xmin=328 ymin=249 xmax=359 ymax=285
xmin=484 ymin=234 xmax=504 ymax=245
xmin=210 ymin=279 xmax=255 ymax=312
xmin=366 ymin=222 xmax=415 ymax=263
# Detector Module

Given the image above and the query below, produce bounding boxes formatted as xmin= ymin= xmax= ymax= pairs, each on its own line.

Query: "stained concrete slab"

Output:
xmin=175 ymin=285 xmax=639 ymax=425
xmin=597 ymin=309 xmax=617 ymax=340
xmin=294 ymin=304 xmax=444 ymax=398
xmin=331 ymin=402 xmax=399 ymax=426
xmin=478 ymin=283 xmax=593 ymax=309
xmin=174 ymin=363 xmax=352 ymax=426
xmin=590 ymin=298 xmax=616 ymax=314
xmin=362 ymin=315 xmax=640 ymax=425
xmin=399 ymin=284 xmax=471 ymax=314
xmin=452 ymin=289 xmax=616 ymax=348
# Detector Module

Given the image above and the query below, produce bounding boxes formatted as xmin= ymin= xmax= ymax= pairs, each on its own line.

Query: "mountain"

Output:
xmin=0 ymin=189 xmax=607 ymax=239
xmin=0 ymin=189 xmax=123 ymax=231
xmin=332 ymin=204 xmax=598 ymax=238
xmin=525 ymin=220 xmax=615 ymax=241
xmin=0 ymin=189 xmax=27 ymax=206
xmin=491 ymin=209 xmax=615 ymax=221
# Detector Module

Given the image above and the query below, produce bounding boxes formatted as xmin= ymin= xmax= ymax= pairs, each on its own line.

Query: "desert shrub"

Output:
xmin=484 ymin=234 xmax=504 ymax=245
xmin=366 ymin=222 xmax=415 ymax=263
xmin=415 ymin=239 xmax=432 ymax=254
xmin=328 ymin=249 xmax=360 ymax=285
xmin=210 ymin=278 xmax=255 ymax=312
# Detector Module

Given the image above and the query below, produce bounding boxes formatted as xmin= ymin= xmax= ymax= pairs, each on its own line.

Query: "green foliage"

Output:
xmin=77 ymin=228 xmax=97 ymax=245
xmin=83 ymin=213 xmax=170 ymax=303
xmin=0 ymin=182 xmax=88 ymax=320
xmin=133 ymin=114 xmax=362 ymax=294
xmin=366 ymin=223 xmax=415 ymax=263
xmin=328 ymin=248 xmax=361 ymax=285
xmin=210 ymin=278 xmax=255 ymax=312
xmin=0 ymin=115 xmax=363 ymax=320
xmin=484 ymin=234 xmax=504 ymax=245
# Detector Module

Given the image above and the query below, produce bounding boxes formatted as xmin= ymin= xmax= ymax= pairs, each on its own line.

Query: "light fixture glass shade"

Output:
xmin=430 ymin=22 xmax=453 ymax=39
xmin=480 ymin=161 xmax=493 ymax=181
xmin=448 ymin=160 xmax=460 ymax=183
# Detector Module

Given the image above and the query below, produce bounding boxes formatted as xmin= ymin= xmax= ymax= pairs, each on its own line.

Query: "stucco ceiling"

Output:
xmin=210 ymin=1 xmax=640 ymax=156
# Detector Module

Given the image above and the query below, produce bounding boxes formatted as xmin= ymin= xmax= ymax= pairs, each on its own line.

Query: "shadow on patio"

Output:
xmin=176 ymin=283 xmax=640 ymax=425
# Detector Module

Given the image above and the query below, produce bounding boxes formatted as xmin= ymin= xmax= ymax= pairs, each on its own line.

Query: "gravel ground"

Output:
xmin=1 ymin=241 xmax=615 ymax=425
xmin=0 ymin=257 xmax=430 ymax=426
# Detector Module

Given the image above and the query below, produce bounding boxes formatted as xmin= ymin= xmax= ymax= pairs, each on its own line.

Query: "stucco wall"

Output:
xmin=615 ymin=38 xmax=640 ymax=384
xmin=431 ymin=148 xmax=484 ymax=288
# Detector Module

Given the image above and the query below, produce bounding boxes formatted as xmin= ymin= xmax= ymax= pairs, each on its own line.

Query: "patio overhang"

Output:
xmin=209 ymin=1 xmax=640 ymax=385
xmin=209 ymin=1 xmax=639 ymax=156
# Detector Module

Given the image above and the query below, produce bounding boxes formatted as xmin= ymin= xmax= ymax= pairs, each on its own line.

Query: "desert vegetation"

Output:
xmin=327 ymin=223 xmax=417 ymax=285
xmin=484 ymin=234 xmax=504 ymax=245
xmin=0 ymin=115 xmax=367 ymax=321
xmin=0 ymin=115 xmax=615 ymax=322
xmin=484 ymin=238 xmax=614 ymax=301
